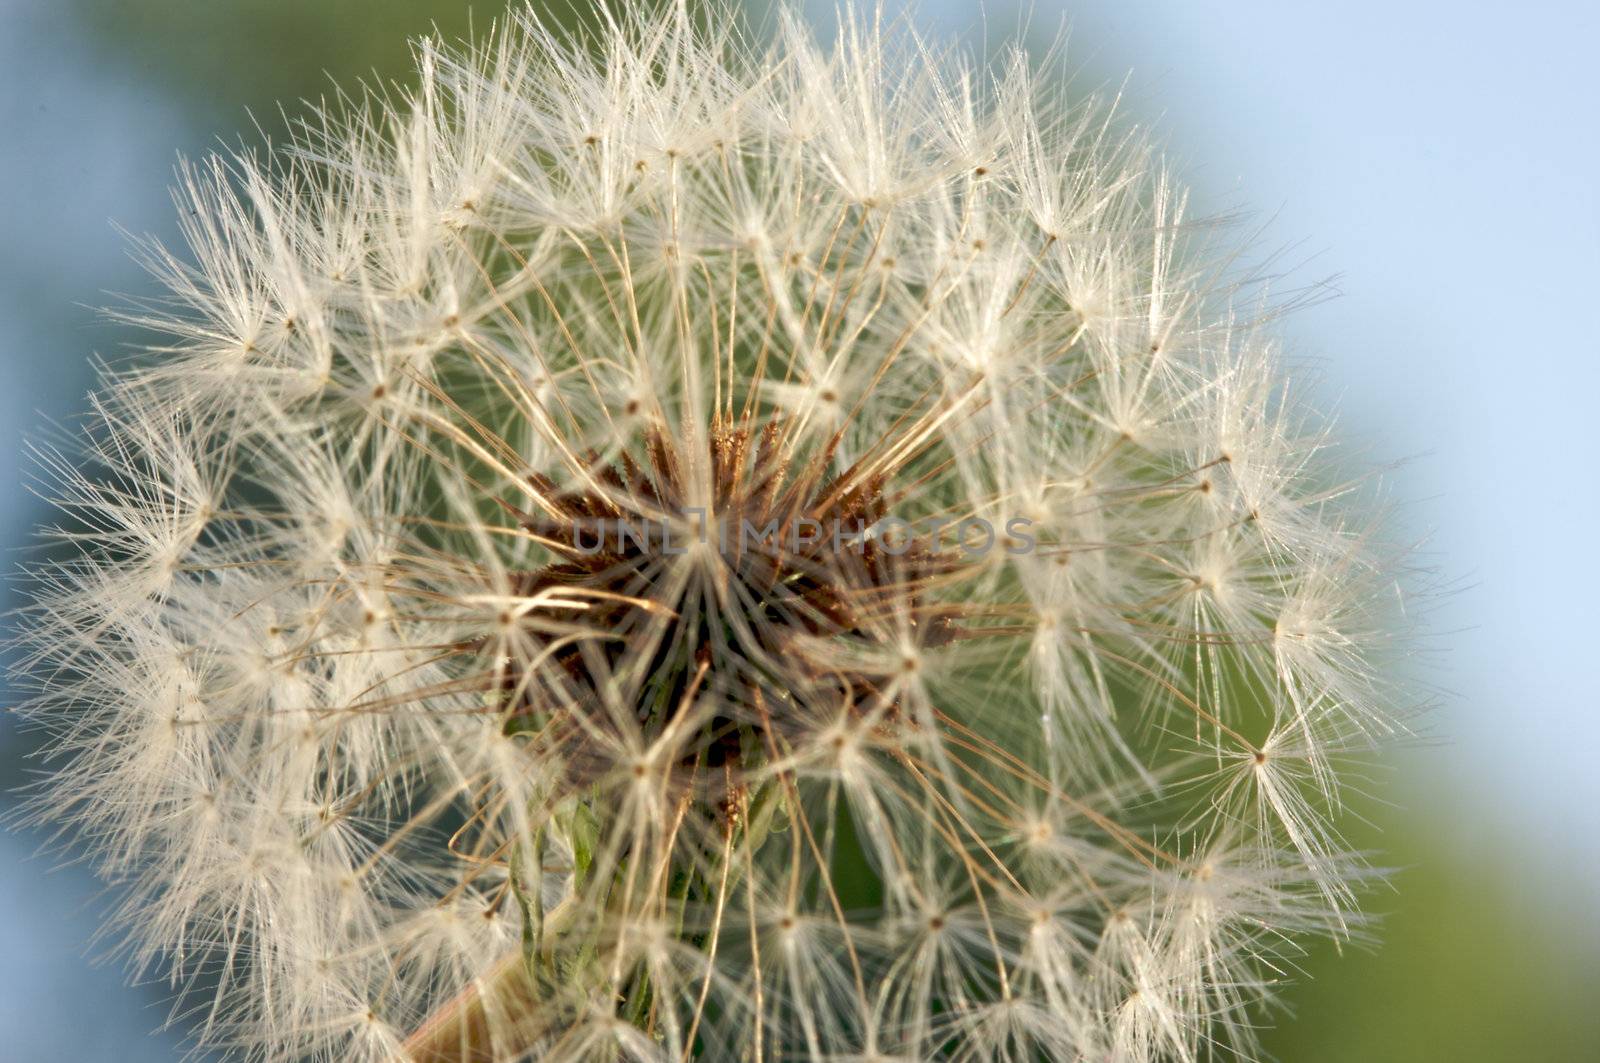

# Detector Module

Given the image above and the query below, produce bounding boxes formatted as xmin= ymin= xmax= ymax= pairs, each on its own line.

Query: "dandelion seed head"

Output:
xmin=11 ymin=3 xmax=1417 ymax=1060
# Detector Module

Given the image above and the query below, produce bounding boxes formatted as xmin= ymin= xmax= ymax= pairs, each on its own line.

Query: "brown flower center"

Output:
xmin=496 ymin=416 xmax=965 ymax=806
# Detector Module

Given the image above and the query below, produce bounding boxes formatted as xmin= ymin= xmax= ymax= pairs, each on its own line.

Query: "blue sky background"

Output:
xmin=3 ymin=0 xmax=1596 ymax=1057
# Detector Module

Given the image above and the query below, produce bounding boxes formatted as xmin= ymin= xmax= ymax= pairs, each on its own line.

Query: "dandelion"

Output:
xmin=10 ymin=3 xmax=1414 ymax=1060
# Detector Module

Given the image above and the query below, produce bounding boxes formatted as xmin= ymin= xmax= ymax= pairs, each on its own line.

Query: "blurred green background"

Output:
xmin=2 ymin=2 xmax=1596 ymax=1060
